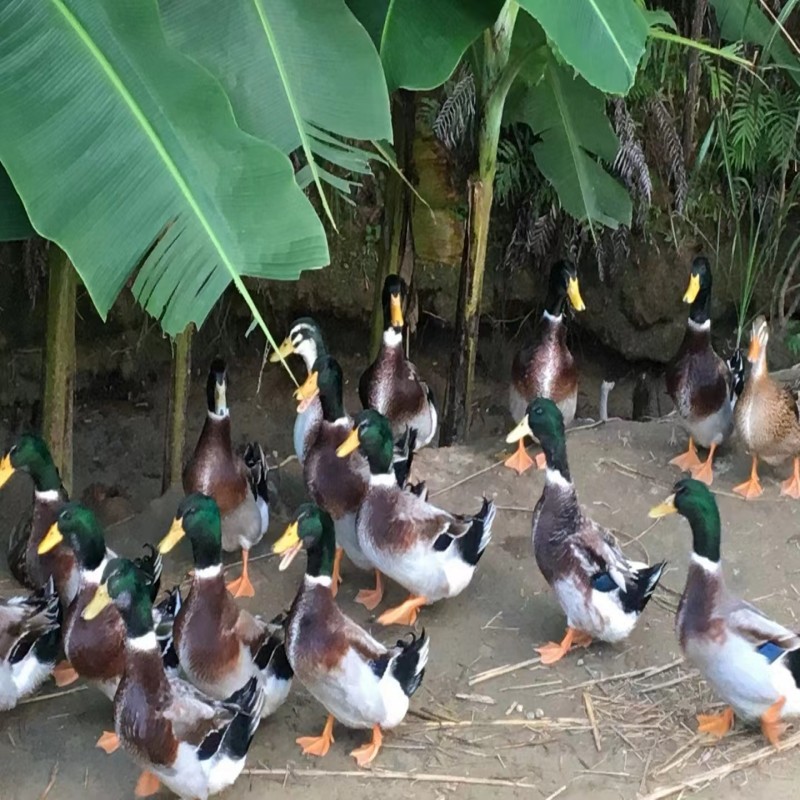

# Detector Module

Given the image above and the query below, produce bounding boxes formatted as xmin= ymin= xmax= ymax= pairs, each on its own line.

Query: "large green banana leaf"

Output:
xmin=347 ymin=0 xmax=504 ymax=91
xmin=0 ymin=0 xmax=327 ymax=337
xmin=506 ymin=56 xmax=632 ymax=228
xmin=0 ymin=166 xmax=33 ymax=241
xmin=517 ymin=0 xmax=648 ymax=95
xmin=159 ymin=0 xmax=392 ymax=213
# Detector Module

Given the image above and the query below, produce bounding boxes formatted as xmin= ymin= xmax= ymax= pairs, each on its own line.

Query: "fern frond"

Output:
xmin=433 ymin=68 xmax=475 ymax=150
xmin=648 ymin=96 xmax=688 ymax=213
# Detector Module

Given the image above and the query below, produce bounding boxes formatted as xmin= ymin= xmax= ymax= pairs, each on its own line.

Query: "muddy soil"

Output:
xmin=2 ymin=346 xmax=800 ymax=800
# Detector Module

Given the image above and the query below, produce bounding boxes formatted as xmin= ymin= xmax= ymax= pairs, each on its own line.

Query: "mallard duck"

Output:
xmin=507 ymin=397 xmax=666 ymax=663
xmin=359 ymin=275 xmax=437 ymax=449
xmin=507 ymin=260 xmax=586 ymax=475
xmin=666 ymin=256 xmax=741 ymax=486
xmin=184 ymin=359 xmax=270 ymax=598
xmin=82 ymin=558 xmax=264 ymax=799
xmin=650 ymin=479 xmax=800 ymax=745
xmin=0 ymin=434 xmax=74 ymax=602
xmin=0 ymin=578 xmax=61 ymax=711
xmin=158 ymin=493 xmax=292 ymax=717
xmin=269 ymin=317 xmax=328 ymax=464
xmin=37 ymin=502 xmax=168 ymax=753
xmin=272 ymin=503 xmax=429 ymax=766
xmin=337 ymin=409 xmax=496 ymax=625
xmin=733 ymin=316 xmax=800 ymax=500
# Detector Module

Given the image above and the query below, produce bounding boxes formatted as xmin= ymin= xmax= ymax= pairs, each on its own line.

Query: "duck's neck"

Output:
xmin=751 ymin=349 xmax=769 ymax=381
xmin=122 ymin=593 xmax=156 ymax=641
xmin=688 ymin=285 xmax=712 ymax=327
xmin=200 ymin=412 xmax=234 ymax=457
xmin=539 ymin=433 xmax=571 ymax=484
xmin=362 ymin=440 xmax=395 ymax=477
xmin=686 ymin=508 xmax=721 ymax=564
xmin=80 ymin=550 xmax=108 ymax=583
xmin=319 ymin=384 xmax=346 ymax=422
xmin=381 ymin=327 xmax=403 ymax=351
xmin=543 ymin=280 xmax=568 ymax=318
xmin=305 ymin=518 xmax=336 ymax=581
xmin=30 ymin=460 xmax=64 ymax=495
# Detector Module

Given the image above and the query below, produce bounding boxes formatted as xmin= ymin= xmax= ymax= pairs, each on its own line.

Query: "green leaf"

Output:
xmin=0 ymin=164 xmax=34 ymax=241
xmin=517 ymin=0 xmax=649 ymax=94
xmin=160 ymin=0 xmax=391 ymax=213
xmin=709 ymin=0 xmax=800 ymax=86
xmin=507 ymin=56 xmax=632 ymax=228
xmin=348 ymin=0 xmax=505 ymax=91
xmin=642 ymin=8 xmax=678 ymax=31
xmin=0 ymin=0 xmax=328 ymax=337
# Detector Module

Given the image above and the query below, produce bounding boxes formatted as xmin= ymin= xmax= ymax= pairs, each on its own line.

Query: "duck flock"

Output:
xmin=1 ymin=261 xmax=799 ymax=799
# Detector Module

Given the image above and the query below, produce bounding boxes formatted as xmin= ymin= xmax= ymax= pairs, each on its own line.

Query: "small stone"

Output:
xmin=526 ymin=711 xmax=536 ymax=721
xmin=576 ymin=658 xmax=585 ymax=666
xmin=535 ymin=708 xmax=545 ymax=719
xmin=515 ymin=703 xmax=523 ymax=713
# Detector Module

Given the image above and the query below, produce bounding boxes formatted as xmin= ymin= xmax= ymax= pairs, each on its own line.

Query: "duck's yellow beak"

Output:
xmin=269 ymin=337 xmax=296 ymax=363
xmin=158 ymin=518 xmax=186 ymax=554
xmin=336 ymin=429 xmax=360 ymax=458
xmin=273 ymin=521 xmax=303 ymax=571
xmin=649 ymin=494 xmax=677 ymax=518
xmin=390 ymin=294 xmax=404 ymax=328
xmin=566 ymin=277 xmax=586 ymax=312
xmin=38 ymin=522 xmax=64 ymax=555
xmin=748 ymin=334 xmax=761 ymax=362
xmin=506 ymin=416 xmax=534 ymax=444
xmin=683 ymin=273 xmax=700 ymax=304
xmin=0 ymin=454 xmax=15 ymax=489
xmin=294 ymin=371 xmax=319 ymax=414
xmin=82 ymin=583 xmax=112 ymax=620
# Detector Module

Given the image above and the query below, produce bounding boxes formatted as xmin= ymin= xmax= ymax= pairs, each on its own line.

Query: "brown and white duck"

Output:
xmin=272 ymin=503 xmax=429 ymax=766
xmin=359 ymin=275 xmax=437 ymax=449
xmin=0 ymin=434 xmax=74 ymax=603
xmin=158 ymin=493 xmax=293 ymax=717
xmin=733 ymin=316 xmax=800 ymax=500
xmin=666 ymin=256 xmax=742 ymax=485
xmin=506 ymin=260 xmax=585 ymax=474
xmin=184 ymin=359 xmax=269 ymax=598
xmin=82 ymin=557 xmax=264 ymax=799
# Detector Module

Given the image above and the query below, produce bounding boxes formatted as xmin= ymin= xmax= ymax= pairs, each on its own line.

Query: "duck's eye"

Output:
xmin=534 ymin=407 xmax=543 ymax=416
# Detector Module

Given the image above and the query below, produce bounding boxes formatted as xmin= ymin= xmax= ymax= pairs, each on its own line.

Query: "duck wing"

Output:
xmin=725 ymin=598 xmax=800 ymax=652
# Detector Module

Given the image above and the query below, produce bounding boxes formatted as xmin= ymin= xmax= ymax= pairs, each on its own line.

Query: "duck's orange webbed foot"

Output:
xmin=670 ymin=437 xmax=702 ymax=472
xmin=504 ymin=440 xmax=535 ymax=475
xmin=355 ymin=570 xmax=384 ymax=611
xmin=351 ymin=724 xmax=383 ymax=767
xmin=96 ymin=730 xmax=120 ymax=754
xmin=689 ymin=443 xmax=717 ymax=486
xmin=536 ymin=627 xmax=592 ymax=665
xmin=296 ymin=714 xmax=335 ymax=758
xmin=781 ymin=458 xmax=800 ymax=500
xmin=226 ymin=550 xmax=255 ymax=598
xmin=733 ymin=455 xmax=763 ymax=500
xmin=377 ymin=594 xmax=427 ymax=626
xmin=761 ymin=696 xmax=787 ymax=747
xmin=696 ymin=706 xmax=734 ymax=739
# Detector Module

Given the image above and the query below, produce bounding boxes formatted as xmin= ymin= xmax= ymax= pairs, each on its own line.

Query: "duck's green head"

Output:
xmin=206 ymin=358 xmax=228 ymax=416
xmin=545 ymin=260 xmax=585 ymax=317
xmin=273 ymin=502 xmax=335 ymax=578
xmin=649 ymin=478 xmax=721 ymax=562
xmin=382 ymin=274 xmax=407 ymax=332
xmin=83 ymin=557 xmax=153 ymax=638
xmin=0 ymin=434 xmax=62 ymax=492
xmin=38 ymin=502 xmax=106 ymax=570
xmin=336 ymin=409 xmax=394 ymax=474
xmin=294 ymin=355 xmax=344 ymax=421
xmin=506 ymin=397 xmax=570 ymax=480
xmin=683 ymin=256 xmax=712 ymax=325
xmin=158 ymin=493 xmax=222 ymax=570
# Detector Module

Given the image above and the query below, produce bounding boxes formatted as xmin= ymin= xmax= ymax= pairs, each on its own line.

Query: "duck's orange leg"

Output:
xmin=226 ymin=549 xmax=255 ymax=598
xmin=134 ymin=771 xmax=161 ymax=797
xmin=733 ymin=455 xmax=763 ymax=500
xmin=781 ymin=458 xmax=800 ymax=500
xmin=330 ymin=548 xmax=344 ymax=597
xmin=96 ymin=730 xmax=120 ymax=754
xmin=690 ymin=442 xmax=718 ymax=486
xmin=351 ymin=724 xmax=383 ymax=767
xmin=670 ymin=436 xmax=702 ymax=472
xmin=377 ymin=594 xmax=427 ymax=626
xmin=536 ymin=627 xmax=593 ymax=665
xmin=504 ymin=439 xmax=535 ymax=475
xmin=355 ymin=570 xmax=384 ymax=611
xmin=697 ymin=706 xmax=734 ymax=739
xmin=761 ymin=696 xmax=787 ymax=746
xmin=297 ymin=714 xmax=335 ymax=758
xmin=52 ymin=660 xmax=79 ymax=687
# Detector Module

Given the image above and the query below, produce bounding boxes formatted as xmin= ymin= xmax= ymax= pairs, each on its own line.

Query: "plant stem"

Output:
xmin=41 ymin=245 xmax=76 ymax=494
xmin=681 ymin=0 xmax=707 ymax=164
xmin=441 ymin=1 xmax=518 ymax=445
xmin=162 ymin=325 xmax=192 ymax=493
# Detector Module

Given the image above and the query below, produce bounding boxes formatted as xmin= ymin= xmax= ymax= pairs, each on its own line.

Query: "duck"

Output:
xmin=733 ymin=316 xmax=800 ymax=500
xmin=358 ymin=275 xmax=437 ymax=449
xmin=37 ymin=502 xmax=169 ymax=753
xmin=157 ymin=493 xmax=293 ymax=717
xmin=82 ymin=557 xmax=264 ymax=799
xmin=507 ymin=397 xmax=666 ymax=664
xmin=269 ymin=317 xmax=328 ymax=464
xmin=0 ymin=578 xmax=61 ymax=711
xmin=666 ymin=256 xmax=742 ymax=486
xmin=184 ymin=359 xmax=270 ymax=598
xmin=0 ymin=434 xmax=75 ymax=603
xmin=507 ymin=260 xmax=586 ymax=475
xmin=649 ymin=478 xmax=800 ymax=745
xmin=272 ymin=503 xmax=429 ymax=766
xmin=337 ymin=409 xmax=496 ymax=625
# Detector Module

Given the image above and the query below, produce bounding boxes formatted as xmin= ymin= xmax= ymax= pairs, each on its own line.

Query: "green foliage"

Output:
xmin=0 ymin=165 xmax=33 ymax=241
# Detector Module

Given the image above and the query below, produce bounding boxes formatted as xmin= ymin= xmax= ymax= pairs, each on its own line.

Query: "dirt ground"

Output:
xmin=3 ymin=346 xmax=800 ymax=800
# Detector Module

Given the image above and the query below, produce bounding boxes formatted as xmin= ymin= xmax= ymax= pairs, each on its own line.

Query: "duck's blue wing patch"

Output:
xmin=756 ymin=641 xmax=785 ymax=663
xmin=591 ymin=572 xmax=617 ymax=593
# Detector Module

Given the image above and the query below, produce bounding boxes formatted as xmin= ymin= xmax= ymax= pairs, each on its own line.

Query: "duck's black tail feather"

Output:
xmin=153 ymin=586 xmax=182 ymax=673
xmin=727 ymin=348 xmax=745 ymax=405
xmin=390 ymin=630 xmax=430 ymax=698
xmin=243 ymin=442 xmax=270 ymax=506
xmin=455 ymin=498 xmax=496 ymax=567
xmin=217 ymin=676 xmax=264 ymax=762
xmin=621 ymin=561 xmax=667 ymax=614
xmin=254 ymin=612 xmax=294 ymax=682
xmin=407 ymin=480 xmax=428 ymax=501
xmin=21 ymin=579 xmax=62 ymax=666
xmin=134 ymin=544 xmax=163 ymax=603
xmin=393 ymin=427 xmax=418 ymax=488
